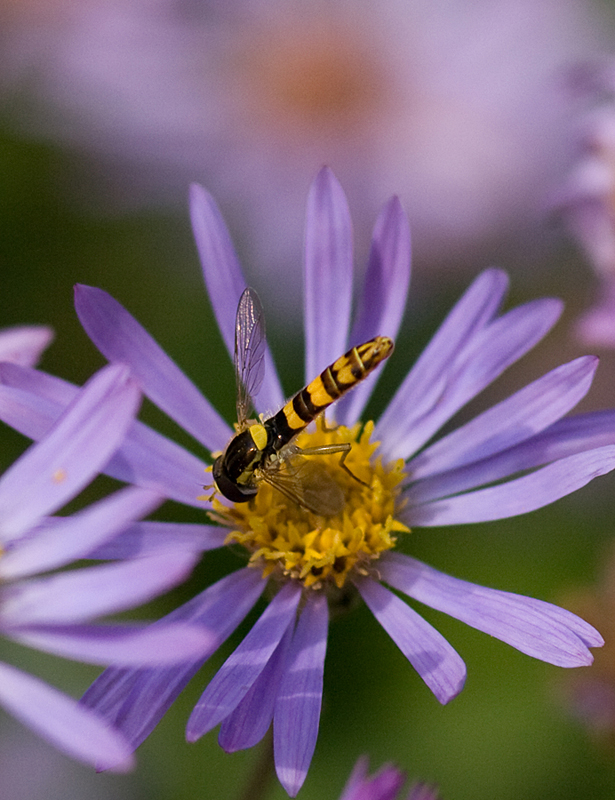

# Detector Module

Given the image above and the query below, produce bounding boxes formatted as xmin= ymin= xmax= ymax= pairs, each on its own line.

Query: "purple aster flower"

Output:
xmin=0 ymin=361 xmax=215 ymax=769
xmin=0 ymin=324 xmax=53 ymax=366
xmin=1 ymin=0 xmax=604 ymax=302
xmin=552 ymin=60 xmax=615 ymax=347
xmin=0 ymin=168 xmax=613 ymax=795
xmin=339 ymin=756 xmax=439 ymax=800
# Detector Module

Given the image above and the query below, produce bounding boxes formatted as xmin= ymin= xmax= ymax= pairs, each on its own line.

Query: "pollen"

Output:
xmin=211 ymin=419 xmax=408 ymax=590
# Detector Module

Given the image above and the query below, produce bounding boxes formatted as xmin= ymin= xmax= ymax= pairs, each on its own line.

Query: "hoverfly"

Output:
xmin=211 ymin=288 xmax=394 ymax=516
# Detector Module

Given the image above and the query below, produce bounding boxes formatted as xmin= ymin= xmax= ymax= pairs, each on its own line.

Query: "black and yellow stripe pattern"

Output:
xmin=269 ymin=336 xmax=394 ymax=446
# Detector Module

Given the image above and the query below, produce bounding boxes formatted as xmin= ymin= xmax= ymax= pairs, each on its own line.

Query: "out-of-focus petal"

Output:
xmin=0 ymin=363 xmax=210 ymax=508
xmin=338 ymin=756 xmax=407 ymax=800
xmin=0 ymin=551 xmax=200 ymax=624
xmin=274 ymin=592 xmax=328 ymax=798
xmin=0 ymin=487 xmax=163 ymax=579
xmin=0 ymin=364 xmax=140 ymax=543
xmin=8 ymin=622 xmax=217 ymax=666
xmin=218 ymin=622 xmax=294 ymax=753
xmin=74 ymin=284 xmax=231 ymax=452
xmin=0 ymin=325 xmax=54 ymax=367
xmin=186 ymin=582 xmax=300 ymax=741
xmin=355 ymin=577 xmax=466 ymax=704
xmin=190 ymin=183 xmax=284 ymax=414
xmin=87 ymin=521 xmax=228 ymax=560
xmin=408 ymin=355 xmax=599 ymax=481
xmin=81 ymin=568 xmax=265 ymax=756
xmin=405 ymin=446 xmax=615 ymax=526
xmin=304 ymin=167 xmax=353 ymax=381
xmin=380 ymin=553 xmax=603 ymax=667
xmin=376 ymin=269 xmax=509 ymax=458
xmin=336 ymin=196 xmax=411 ymax=426
xmin=0 ymin=661 xmax=134 ymax=770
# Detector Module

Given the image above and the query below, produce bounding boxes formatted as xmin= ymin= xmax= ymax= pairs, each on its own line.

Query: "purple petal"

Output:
xmin=376 ymin=269 xmax=509 ymax=458
xmin=0 ymin=325 xmax=54 ymax=367
xmin=304 ymin=167 xmax=353 ymax=381
xmin=7 ymin=621 xmax=217 ymax=666
xmin=338 ymin=756 xmax=407 ymax=800
xmin=336 ymin=196 xmax=411 ymax=426
xmin=80 ymin=568 xmax=264 ymax=755
xmin=0 ymin=364 xmax=140 ymax=542
xmin=218 ymin=622 xmax=295 ymax=753
xmin=189 ymin=184 xmax=284 ymax=414
xmin=0 ymin=551 xmax=199 ymax=624
xmin=88 ymin=521 xmax=228 ymax=560
xmin=74 ymin=284 xmax=231 ymax=452
xmin=380 ymin=552 xmax=603 ymax=667
xmin=0 ymin=363 xmax=210 ymax=508
xmin=186 ymin=582 xmax=300 ymax=741
xmin=405 ymin=446 xmax=615 ymax=526
xmin=274 ymin=592 xmax=328 ymax=797
xmin=380 ymin=296 xmax=563 ymax=462
xmin=355 ymin=577 xmax=465 ymax=704
xmin=0 ymin=487 xmax=163 ymax=580
xmin=406 ymin=410 xmax=615 ymax=506
xmin=408 ymin=355 xmax=599 ymax=481
xmin=0 ymin=661 xmax=134 ymax=770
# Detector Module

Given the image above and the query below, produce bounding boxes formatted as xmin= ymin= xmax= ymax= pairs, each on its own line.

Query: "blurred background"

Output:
xmin=4 ymin=1 xmax=615 ymax=798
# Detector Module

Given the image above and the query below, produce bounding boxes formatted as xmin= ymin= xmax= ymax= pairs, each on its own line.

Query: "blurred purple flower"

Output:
xmin=2 ymin=0 xmax=605 ymax=297
xmin=339 ymin=756 xmax=439 ymax=800
xmin=552 ymin=61 xmax=615 ymax=347
xmin=1 ymin=168 xmax=613 ymax=795
xmin=0 ymin=324 xmax=53 ymax=366
xmin=0 ymin=362 xmax=214 ymax=768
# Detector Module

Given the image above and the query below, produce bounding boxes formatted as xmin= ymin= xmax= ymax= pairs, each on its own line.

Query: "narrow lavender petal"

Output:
xmin=0 ymin=364 xmax=211 ymax=508
xmin=380 ymin=552 xmax=602 ymax=666
xmin=406 ymin=784 xmax=441 ymax=800
xmin=218 ymin=621 xmax=295 ymax=753
xmin=408 ymin=355 xmax=598 ymax=480
xmin=274 ymin=593 xmax=328 ymax=797
xmin=405 ymin=446 xmax=615 ymax=526
xmin=0 ymin=325 xmax=54 ymax=367
xmin=0 ymin=661 xmax=134 ymax=770
xmin=187 ymin=582 xmax=300 ymax=741
xmin=336 ymin=196 xmax=411 ymax=426
xmin=338 ymin=756 xmax=407 ymax=800
xmin=189 ymin=184 xmax=284 ymax=414
xmin=406 ymin=410 xmax=615 ymax=505
xmin=355 ymin=577 xmax=465 ymax=704
xmin=0 ymin=364 xmax=140 ymax=542
xmin=74 ymin=284 xmax=231 ymax=452
xmin=7 ymin=622 xmax=217 ymax=666
xmin=80 ymin=568 xmax=264 ymax=755
xmin=380 ymin=297 xmax=563 ymax=462
xmin=376 ymin=269 xmax=509 ymax=458
xmin=0 ymin=551 xmax=199 ymax=624
xmin=0 ymin=487 xmax=163 ymax=580
xmin=304 ymin=167 xmax=353 ymax=381
xmin=88 ymin=521 xmax=228 ymax=560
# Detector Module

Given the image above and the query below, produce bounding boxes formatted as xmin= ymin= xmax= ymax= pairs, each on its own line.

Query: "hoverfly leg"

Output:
xmin=338 ymin=447 xmax=370 ymax=487
xmin=296 ymin=441 xmax=370 ymax=488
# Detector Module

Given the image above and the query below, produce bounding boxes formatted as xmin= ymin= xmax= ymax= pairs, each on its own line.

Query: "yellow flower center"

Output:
xmin=210 ymin=420 xmax=408 ymax=590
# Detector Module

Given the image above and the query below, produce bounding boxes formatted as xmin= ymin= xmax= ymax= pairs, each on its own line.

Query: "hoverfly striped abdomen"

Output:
xmin=267 ymin=336 xmax=394 ymax=451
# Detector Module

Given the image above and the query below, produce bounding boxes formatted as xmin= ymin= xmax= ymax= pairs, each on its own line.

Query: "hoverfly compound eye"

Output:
xmin=212 ymin=454 xmax=258 ymax=503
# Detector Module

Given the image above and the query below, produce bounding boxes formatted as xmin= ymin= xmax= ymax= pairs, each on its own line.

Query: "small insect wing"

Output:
xmin=235 ymin=287 xmax=266 ymax=425
xmin=261 ymin=458 xmax=344 ymax=517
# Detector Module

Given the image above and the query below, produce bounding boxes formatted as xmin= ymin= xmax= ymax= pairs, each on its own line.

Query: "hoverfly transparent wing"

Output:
xmin=261 ymin=458 xmax=344 ymax=517
xmin=235 ymin=287 xmax=266 ymax=426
